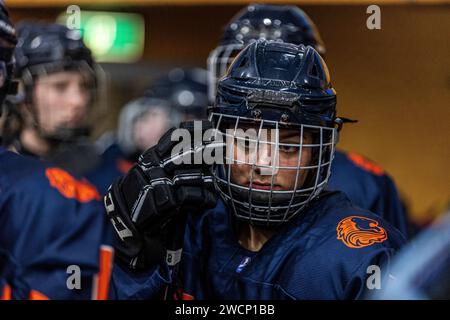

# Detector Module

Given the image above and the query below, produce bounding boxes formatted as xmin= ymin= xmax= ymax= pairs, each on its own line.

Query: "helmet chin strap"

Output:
xmin=23 ymin=106 xmax=90 ymax=147
xmin=23 ymin=101 xmax=98 ymax=176
xmin=19 ymin=80 xmax=92 ymax=146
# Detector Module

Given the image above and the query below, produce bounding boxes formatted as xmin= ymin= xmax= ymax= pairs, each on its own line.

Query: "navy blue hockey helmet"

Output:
xmin=147 ymin=68 xmax=209 ymax=120
xmin=207 ymin=3 xmax=325 ymax=102
xmin=210 ymin=40 xmax=340 ymax=227
xmin=14 ymin=22 xmax=94 ymax=80
xmin=0 ymin=3 xmax=17 ymax=115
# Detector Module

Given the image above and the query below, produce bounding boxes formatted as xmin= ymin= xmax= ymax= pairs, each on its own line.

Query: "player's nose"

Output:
xmin=254 ymin=142 xmax=278 ymax=176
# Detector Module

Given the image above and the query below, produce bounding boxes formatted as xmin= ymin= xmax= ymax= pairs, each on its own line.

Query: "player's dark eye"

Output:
xmin=51 ymin=81 xmax=69 ymax=92
xmin=279 ymin=144 xmax=300 ymax=154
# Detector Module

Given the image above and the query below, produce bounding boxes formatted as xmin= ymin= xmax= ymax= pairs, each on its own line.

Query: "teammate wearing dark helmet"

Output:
xmin=2 ymin=21 xmax=103 ymax=176
xmin=106 ymin=41 xmax=406 ymax=300
xmin=207 ymin=3 xmax=325 ymax=102
xmin=148 ymin=68 xmax=209 ymax=121
xmin=0 ymin=4 xmax=113 ymax=300
xmin=207 ymin=3 xmax=410 ymax=238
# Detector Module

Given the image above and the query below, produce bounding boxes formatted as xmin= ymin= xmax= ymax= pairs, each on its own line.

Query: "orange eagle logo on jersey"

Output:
xmin=336 ymin=216 xmax=388 ymax=248
xmin=45 ymin=167 xmax=101 ymax=203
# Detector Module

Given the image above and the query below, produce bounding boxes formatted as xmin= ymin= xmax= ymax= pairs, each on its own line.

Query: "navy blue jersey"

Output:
xmin=87 ymin=142 xmax=132 ymax=195
xmin=110 ymin=191 xmax=406 ymax=300
xmin=328 ymin=150 xmax=408 ymax=237
xmin=0 ymin=147 xmax=114 ymax=300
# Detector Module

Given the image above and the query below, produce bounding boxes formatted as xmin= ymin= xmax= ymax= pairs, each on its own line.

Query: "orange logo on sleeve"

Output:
xmin=347 ymin=152 xmax=384 ymax=176
xmin=174 ymin=289 xmax=195 ymax=300
xmin=117 ymin=158 xmax=133 ymax=174
xmin=336 ymin=216 xmax=388 ymax=248
xmin=45 ymin=167 xmax=101 ymax=203
xmin=29 ymin=290 xmax=50 ymax=300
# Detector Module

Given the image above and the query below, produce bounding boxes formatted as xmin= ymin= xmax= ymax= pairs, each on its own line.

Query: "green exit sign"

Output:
xmin=58 ymin=10 xmax=145 ymax=63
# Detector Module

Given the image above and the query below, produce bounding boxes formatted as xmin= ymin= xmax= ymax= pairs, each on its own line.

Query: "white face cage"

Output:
xmin=207 ymin=42 xmax=245 ymax=103
xmin=209 ymin=112 xmax=338 ymax=227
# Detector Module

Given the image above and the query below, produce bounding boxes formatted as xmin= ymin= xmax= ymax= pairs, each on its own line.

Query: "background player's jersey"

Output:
xmin=328 ymin=150 xmax=409 ymax=237
xmin=0 ymin=147 xmax=114 ymax=300
xmin=87 ymin=137 xmax=132 ymax=196
xmin=110 ymin=191 xmax=406 ymax=300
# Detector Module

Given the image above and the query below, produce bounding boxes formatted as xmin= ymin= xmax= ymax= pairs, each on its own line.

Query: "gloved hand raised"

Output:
xmin=104 ymin=120 xmax=219 ymax=270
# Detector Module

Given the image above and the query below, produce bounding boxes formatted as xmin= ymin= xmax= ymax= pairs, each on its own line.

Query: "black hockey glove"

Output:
xmin=104 ymin=120 xmax=219 ymax=270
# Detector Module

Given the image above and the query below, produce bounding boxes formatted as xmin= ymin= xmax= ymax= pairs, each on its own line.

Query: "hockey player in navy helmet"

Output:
xmin=207 ymin=3 xmax=409 ymax=237
xmin=105 ymin=41 xmax=406 ymax=300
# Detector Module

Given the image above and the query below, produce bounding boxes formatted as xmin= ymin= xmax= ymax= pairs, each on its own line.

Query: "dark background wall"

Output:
xmin=8 ymin=2 xmax=450 ymax=223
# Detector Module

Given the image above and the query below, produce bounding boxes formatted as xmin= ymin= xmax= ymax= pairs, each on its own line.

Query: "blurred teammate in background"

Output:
xmin=87 ymin=68 xmax=208 ymax=194
xmin=149 ymin=68 xmax=209 ymax=121
xmin=88 ymin=90 xmax=180 ymax=194
xmin=2 ymin=21 xmax=104 ymax=177
xmin=207 ymin=4 xmax=409 ymax=237
xmin=0 ymin=4 xmax=113 ymax=300
xmin=371 ymin=205 xmax=450 ymax=299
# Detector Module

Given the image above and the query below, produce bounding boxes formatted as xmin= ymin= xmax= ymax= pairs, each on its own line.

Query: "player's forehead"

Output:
xmin=35 ymin=69 xmax=93 ymax=86
xmin=234 ymin=122 xmax=303 ymax=139
xmin=138 ymin=107 xmax=169 ymax=120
